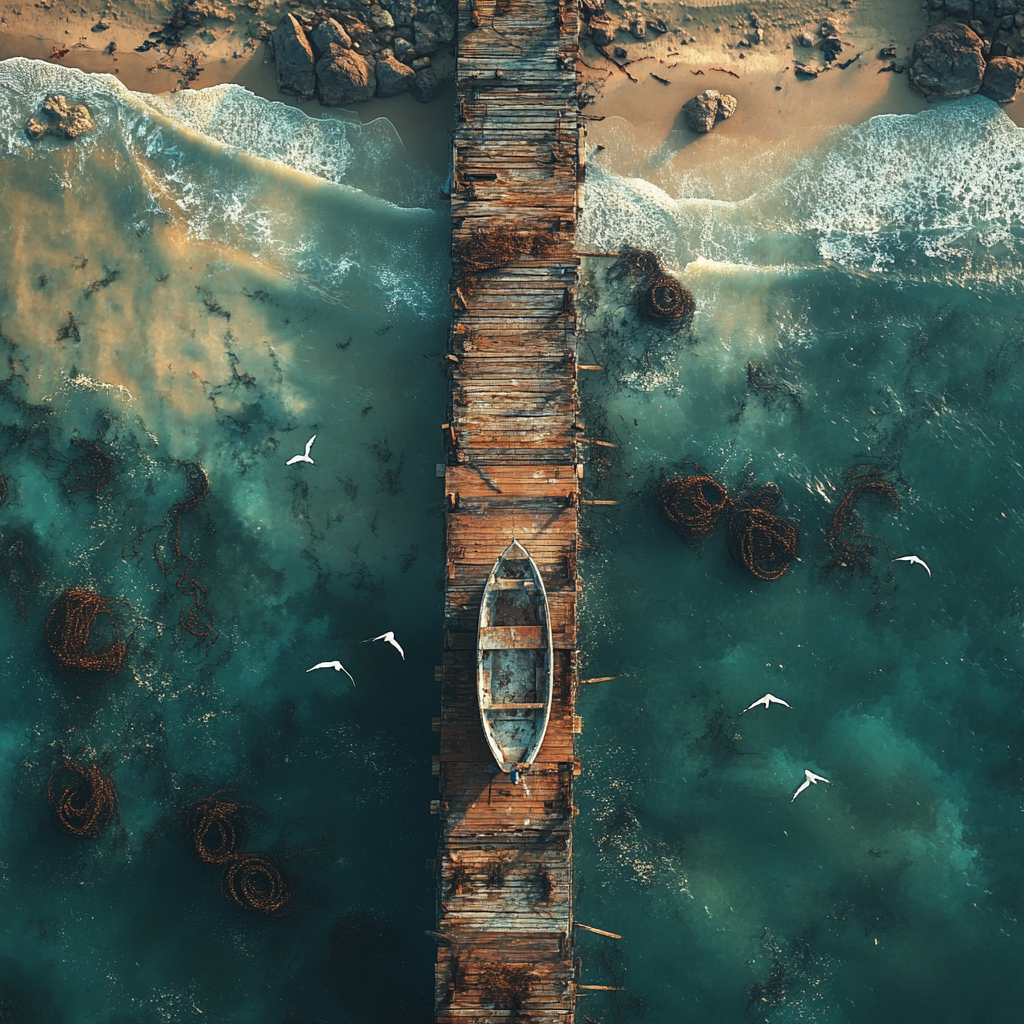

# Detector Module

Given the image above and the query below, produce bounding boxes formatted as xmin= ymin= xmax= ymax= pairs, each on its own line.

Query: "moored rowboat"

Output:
xmin=477 ymin=539 xmax=554 ymax=782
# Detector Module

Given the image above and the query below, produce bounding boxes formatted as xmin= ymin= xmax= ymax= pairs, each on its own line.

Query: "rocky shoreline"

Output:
xmin=271 ymin=1 xmax=454 ymax=105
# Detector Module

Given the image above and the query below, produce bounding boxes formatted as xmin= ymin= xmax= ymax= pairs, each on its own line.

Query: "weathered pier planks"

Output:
xmin=435 ymin=0 xmax=583 ymax=1020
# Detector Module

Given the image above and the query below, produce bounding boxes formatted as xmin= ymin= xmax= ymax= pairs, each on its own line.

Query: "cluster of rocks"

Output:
xmin=794 ymin=17 xmax=848 ymax=67
xmin=579 ymin=0 xmax=670 ymax=53
xmin=910 ymin=20 xmax=1024 ymax=101
xmin=682 ymin=89 xmax=737 ymax=133
xmin=273 ymin=1 xmax=455 ymax=105
xmin=927 ymin=0 xmax=1024 ymax=59
xmin=25 ymin=95 xmax=96 ymax=140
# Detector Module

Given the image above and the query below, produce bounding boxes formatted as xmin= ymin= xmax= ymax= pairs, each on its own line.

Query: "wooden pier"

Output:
xmin=434 ymin=0 xmax=583 ymax=1020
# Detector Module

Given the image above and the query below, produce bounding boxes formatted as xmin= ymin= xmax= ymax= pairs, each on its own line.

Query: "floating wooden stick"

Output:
xmin=580 ymin=676 xmax=617 ymax=685
xmin=575 ymin=923 xmax=623 ymax=939
xmin=579 ymin=984 xmax=626 ymax=991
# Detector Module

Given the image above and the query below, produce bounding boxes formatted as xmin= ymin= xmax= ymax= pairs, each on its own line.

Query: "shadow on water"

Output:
xmin=326 ymin=911 xmax=431 ymax=1024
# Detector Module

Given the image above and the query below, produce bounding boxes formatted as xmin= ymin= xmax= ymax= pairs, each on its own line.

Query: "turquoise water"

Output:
xmin=574 ymin=98 xmax=1024 ymax=1021
xmin=2 ymin=54 xmax=1022 ymax=1024
xmin=0 ymin=58 xmax=448 ymax=1022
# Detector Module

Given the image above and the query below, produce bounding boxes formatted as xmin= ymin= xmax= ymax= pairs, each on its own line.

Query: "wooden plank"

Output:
xmin=478 ymin=625 xmax=545 ymax=649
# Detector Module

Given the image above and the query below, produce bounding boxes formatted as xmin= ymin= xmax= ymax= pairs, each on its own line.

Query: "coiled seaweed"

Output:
xmin=615 ymin=247 xmax=696 ymax=326
xmin=44 ymin=588 xmax=126 ymax=679
xmin=659 ymin=467 xmax=798 ymax=581
xmin=221 ymin=853 xmax=291 ymax=914
xmin=659 ymin=469 xmax=735 ymax=544
xmin=47 ymin=757 xmax=118 ymax=836
xmin=826 ymin=466 xmax=900 ymax=574
xmin=185 ymin=793 xmax=247 ymax=864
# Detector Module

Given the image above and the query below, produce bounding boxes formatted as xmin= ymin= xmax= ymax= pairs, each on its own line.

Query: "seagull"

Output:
xmin=362 ymin=631 xmax=405 ymax=659
xmin=306 ymin=661 xmax=355 ymax=686
xmin=891 ymin=554 xmax=931 ymax=577
xmin=791 ymin=769 xmax=832 ymax=802
xmin=740 ymin=693 xmax=792 ymax=714
xmin=286 ymin=435 xmax=316 ymax=466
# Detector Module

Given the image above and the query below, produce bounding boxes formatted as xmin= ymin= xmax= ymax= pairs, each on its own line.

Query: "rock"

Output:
xmin=316 ymin=44 xmax=376 ymax=104
xmin=409 ymin=66 xmax=440 ymax=103
xmin=394 ymin=36 xmax=415 ymax=59
xmin=368 ymin=4 xmax=395 ymax=30
xmin=580 ymin=0 xmax=605 ymax=21
xmin=273 ymin=14 xmax=316 ymax=98
xmin=413 ymin=18 xmax=439 ymax=54
xmin=179 ymin=1 xmax=214 ymax=26
xmin=589 ymin=15 xmax=616 ymax=47
xmin=340 ymin=15 xmax=375 ymax=48
xmin=389 ymin=0 xmax=416 ymax=28
xmin=796 ymin=32 xmax=815 ymax=47
xmin=980 ymin=53 xmax=1024 ymax=98
xmin=682 ymin=89 xmax=737 ymax=133
xmin=410 ymin=55 xmax=431 ymax=69
xmin=908 ymin=21 xmax=986 ymax=97
xmin=375 ymin=52 xmax=416 ymax=95
xmin=945 ymin=0 xmax=974 ymax=14
xmin=427 ymin=11 xmax=455 ymax=43
xmin=25 ymin=95 xmax=97 ymax=139
xmin=613 ymin=45 xmax=627 ymax=58
xmin=629 ymin=18 xmax=646 ymax=40
xmin=822 ymin=35 xmax=844 ymax=61
xmin=310 ymin=18 xmax=352 ymax=56
xmin=820 ymin=18 xmax=839 ymax=37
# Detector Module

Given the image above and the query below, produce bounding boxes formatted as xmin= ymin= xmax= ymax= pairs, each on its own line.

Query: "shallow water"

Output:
xmin=574 ymin=96 xmax=1024 ymax=1022
xmin=0 ymin=58 xmax=449 ymax=1023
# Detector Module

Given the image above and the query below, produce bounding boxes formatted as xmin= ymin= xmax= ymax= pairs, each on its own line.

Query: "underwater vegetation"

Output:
xmin=658 ymin=463 xmax=798 ymax=581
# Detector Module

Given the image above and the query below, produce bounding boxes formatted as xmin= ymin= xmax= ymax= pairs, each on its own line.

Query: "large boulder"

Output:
xmin=317 ymin=45 xmax=376 ymax=104
xmin=908 ymin=21 xmax=985 ymax=97
xmin=274 ymin=14 xmax=316 ymax=98
xmin=25 ymin=94 xmax=96 ymax=139
xmin=682 ymin=90 xmax=737 ymax=133
xmin=376 ymin=53 xmax=416 ymax=96
xmin=980 ymin=54 xmax=1024 ymax=100
xmin=409 ymin=67 xmax=440 ymax=103
xmin=412 ymin=18 xmax=439 ymax=55
xmin=310 ymin=18 xmax=352 ymax=57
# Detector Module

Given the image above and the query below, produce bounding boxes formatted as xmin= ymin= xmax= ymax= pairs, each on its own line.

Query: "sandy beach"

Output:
xmin=579 ymin=0 xmax=1022 ymax=185
xmin=2 ymin=1 xmax=1020 ymax=181
xmin=0 ymin=1 xmax=457 ymax=171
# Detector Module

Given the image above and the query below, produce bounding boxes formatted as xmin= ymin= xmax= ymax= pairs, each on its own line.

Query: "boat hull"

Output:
xmin=477 ymin=540 xmax=554 ymax=775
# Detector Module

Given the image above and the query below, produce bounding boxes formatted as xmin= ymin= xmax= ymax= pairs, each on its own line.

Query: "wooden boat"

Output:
xmin=477 ymin=539 xmax=554 ymax=780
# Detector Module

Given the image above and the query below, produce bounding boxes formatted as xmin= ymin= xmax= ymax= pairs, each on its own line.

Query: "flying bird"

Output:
xmin=791 ymin=769 xmax=831 ymax=802
xmin=740 ymin=693 xmax=792 ymax=714
xmin=286 ymin=435 xmax=316 ymax=466
xmin=306 ymin=661 xmax=355 ymax=686
xmin=363 ymin=631 xmax=404 ymax=659
xmin=891 ymin=554 xmax=931 ymax=577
